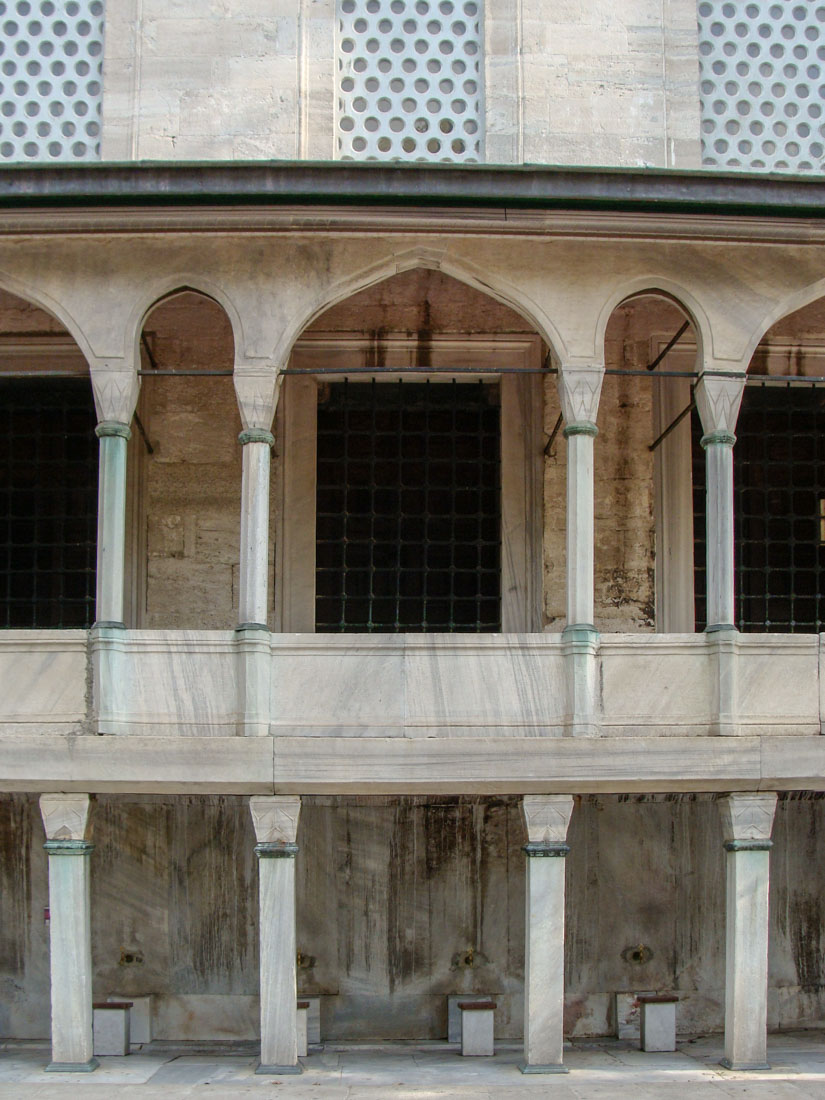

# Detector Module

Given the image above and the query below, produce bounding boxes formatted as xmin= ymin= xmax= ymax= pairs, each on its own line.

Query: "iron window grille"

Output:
xmin=315 ymin=378 xmax=500 ymax=632
xmin=692 ymin=382 xmax=825 ymax=632
xmin=0 ymin=377 xmax=97 ymax=628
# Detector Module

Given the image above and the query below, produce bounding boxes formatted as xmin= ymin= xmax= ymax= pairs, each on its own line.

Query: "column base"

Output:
xmin=256 ymin=1063 xmax=303 ymax=1075
xmin=45 ymin=1058 xmax=99 ymax=1073
xmin=519 ymin=1063 xmax=569 ymax=1074
xmin=719 ymin=1058 xmax=770 ymax=1071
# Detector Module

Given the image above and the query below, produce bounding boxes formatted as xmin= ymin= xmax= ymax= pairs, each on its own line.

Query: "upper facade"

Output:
xmin=2 ymin=0 xmax=824 ymax=173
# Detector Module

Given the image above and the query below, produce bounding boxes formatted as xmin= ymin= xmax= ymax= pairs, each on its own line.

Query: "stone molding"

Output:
xmin=39 ymin=793 xmax=92 ymax=841
xmin=249 ymin=796 xmax=301 ymax=844
xmin=718 ymin=792 xmax=777 ymax=843
xmin=557 ymin=365 xmax=604 ymax=427
xmin=521 ymin=795 xmax=574 ymax=845
xmin=695 ymin=372 xmax=746 ymax=435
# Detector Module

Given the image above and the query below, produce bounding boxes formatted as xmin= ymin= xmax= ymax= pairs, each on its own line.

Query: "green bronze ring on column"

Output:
xmin=238 ymin=428 xmax=274 ymax=447
xmin=562 ymin=421 xmax=598 ymax=439
xmin=95 ymin=421 xmax=132 ymax=440
xmin=700 ymin=430 xmax=736 ymax=449
xmin=522 ymin=842 xmax=570 ymax=858
xmin=43 ymin=840 xmax=94 ymax=856
xmin=723 ymin=839 xmax=773 ymax=852
xmin=254 ymin=842 xmax=299 ymax=859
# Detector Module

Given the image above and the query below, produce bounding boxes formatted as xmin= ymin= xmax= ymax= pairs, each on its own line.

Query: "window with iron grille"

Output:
xmin=315 ymin=379 xmax=500 ymax=632
xmin=692 ymin=383 xmax=825 ymax=632
xmin=0 ymin=377 xmax=98 ymax=627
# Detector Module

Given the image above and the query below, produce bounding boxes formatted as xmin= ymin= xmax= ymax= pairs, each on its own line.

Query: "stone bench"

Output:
xmin=638 ymin=994 xmax=678 ymax=1052
xmin=458 ymin=1000 xmax=496 ymax=1057
xmin=93 ymin=1001 xmax=132 ymax=1057
xmin=297 ymin=1000 xmax=309 ymax=1058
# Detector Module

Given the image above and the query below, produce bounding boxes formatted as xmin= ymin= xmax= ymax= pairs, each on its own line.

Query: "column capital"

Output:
xmin=250 ymin=796 xmax=301 ymax=845
xmin=695 ymin=371 xmax=746 ymax=436
xmin=719 ymin=792 xmax=777 ymax=845
xmin=521 ymin=795 xmax=574 ymax=846
xmin=90 ymin=367 xmax=140 ymax=425
xmin=40 ymin=794 xmax=93 ymax=842
xmin=556 ymin=364 xmax=604 ymax=427
xmin=234 ymin=365 xmax=283 ymax=431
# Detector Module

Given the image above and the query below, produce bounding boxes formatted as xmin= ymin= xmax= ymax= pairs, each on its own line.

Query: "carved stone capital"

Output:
xmin=40 ymin=794 xmax=93 ymax=842
xmin=557 ymin=365 xmax=604 ymax=427
xmin=521 ymin=795 xmax=574 ymax=845
xmin=249 ymin=796 xmax=301 ymax=845
xmin=719 ymin=792 xmax=777 ymax=844
xmin=234 ymin=366 xmax=283 ymax=431
xmin=90 ymin=368 xmax=140 ymax=425
xmin=695 ymin=372 xmax=746 ymax=435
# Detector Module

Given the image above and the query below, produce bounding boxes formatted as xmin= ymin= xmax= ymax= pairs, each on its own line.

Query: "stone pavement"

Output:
xmin=2 ymin=1034 xmax=825 ymax=1098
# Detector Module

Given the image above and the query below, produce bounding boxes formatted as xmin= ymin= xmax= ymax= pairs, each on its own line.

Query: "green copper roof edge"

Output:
xmin=0 ymin=160 xmax=824 ymax=217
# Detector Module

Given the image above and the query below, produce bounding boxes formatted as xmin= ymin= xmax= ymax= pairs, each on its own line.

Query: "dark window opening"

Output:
xmin=692 ymin=384 xmax=825 ymax=632
xmin=0 ymin=378 xmax=98 ymax=628
xmin=315 ymin=379 xmax=501 ymax=632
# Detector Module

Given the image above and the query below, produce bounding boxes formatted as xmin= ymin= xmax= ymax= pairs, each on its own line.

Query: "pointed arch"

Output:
xmin=275 ymin=248 xmax=568 ymax=365
xmin=595 ymin=277 xmax=710 ymax=366
xmin=0 ymin=268 xmax=97 ymax=367
xmin=129 ymin=275 xmax=244 ymax=365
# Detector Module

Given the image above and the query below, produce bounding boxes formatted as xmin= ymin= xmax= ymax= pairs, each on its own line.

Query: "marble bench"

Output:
xmin=297 ymin=1000 xmax=309 ymax=1058
xmin=93 ymin=1001 xmax=132 ymax=1056
xmin=458 ymin=1000 xmax=496 ymax=1056
xmin=638 ymin=994 xmax=678 ymax=1052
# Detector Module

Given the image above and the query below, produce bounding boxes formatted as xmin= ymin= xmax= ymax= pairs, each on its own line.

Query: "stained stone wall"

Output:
xmin=2 ymin=792 xmax=825 ymax=1041
xmin=100 ymin=0 xmax=702 ymax=169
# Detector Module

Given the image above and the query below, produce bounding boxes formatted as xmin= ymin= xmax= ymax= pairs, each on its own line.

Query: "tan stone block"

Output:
xmin=147 ymin=514 xmax=185 ymax=560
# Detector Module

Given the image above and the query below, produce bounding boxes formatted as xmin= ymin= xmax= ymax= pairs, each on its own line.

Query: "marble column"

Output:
xmin=238 ymin=429 xmax=274 ymax=629
xmin=520 ymin=795 xmax=574 ymax=1073
xmin=719 ymin=792 xmax=777 ymax=1071
xmin=250 ymin=796 xmax=302 ymax=1074
xmin=40 ymin=794 xmax=97 ymax=1073
xmin=557 ymin=365 xmax=604 ymax=736
xmin=694 ymin=372 xmax=746 ymax=631
xmin=234 ymin=368 xmax=281 ymax=735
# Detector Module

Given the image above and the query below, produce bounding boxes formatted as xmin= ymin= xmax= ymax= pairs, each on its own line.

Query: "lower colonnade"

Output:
xmin=29 ymin=789 xmax=782 ymax=1076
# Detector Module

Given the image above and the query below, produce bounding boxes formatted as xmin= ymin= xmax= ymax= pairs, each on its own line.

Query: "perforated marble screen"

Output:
xmin=698 ymin=1 xmax=825 ymax=172
xmin=336 ymin=0 xmax=484 ymax=162
xmin=0 ymin=0 xmax=103 ymax=162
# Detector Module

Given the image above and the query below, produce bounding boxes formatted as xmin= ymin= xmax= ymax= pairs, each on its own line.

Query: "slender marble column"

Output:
xmin=557 ymin=366 xmax=603 ymax=735
xmin=238 ymin=429 xmax=273 ymax=628
xmin=520 ymin=795 xmax=574 ymax=1073
xmin=250 ymin=796 xmax=302 ymax=1074
xmin=719 ymin=792 xmax=777 ymax=1071
xmin=94 ymin=422 xmax=131 ymax=626
xmin=39 ymin=794 xmax=97 ymax=1073
xmin=694 ymin=372 xmax=746 ymax=631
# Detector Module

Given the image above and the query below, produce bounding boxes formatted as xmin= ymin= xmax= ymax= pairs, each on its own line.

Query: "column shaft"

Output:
xmin=95 ymin=424 xmax=130 ymax=625
xmin=565 ymin=427 xmax=596 ymax=627
xmin=703 ymin=434 xmax=736 ymax=629
xmin=239 ymin=433 xmax=272 ymax=627
xmin=258 ymin=851 xmax=299 ymax=1071
xmin=719 ymin=791 xmax=776 ymax=1071
xmin=723 ymin=846 xmax=772 ymax=1069
xmin=46 ymin=845 xmax=96 ymax=1070
xmin=523 ymin=850 xmax=568 ymax=1070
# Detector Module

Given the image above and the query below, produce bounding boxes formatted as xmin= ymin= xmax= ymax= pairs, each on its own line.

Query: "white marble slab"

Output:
xmin=0 ymin=631 xmax=86 ymax=724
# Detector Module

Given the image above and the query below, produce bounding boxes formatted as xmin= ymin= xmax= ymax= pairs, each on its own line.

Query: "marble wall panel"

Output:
xmin=270 ymin=640 xmax=405 ymax=735
xmin=736 ymin=639 xmax=819 ymax=733
xmin=0 ymin=634 xmax=86 ymax=726
xmin=404 ymin=637 xmax=567 ymax=735
xmin=98 ymin=632 xmax=237 ymax=735
xmin=600 ymin=638 xmax=711 ymax=734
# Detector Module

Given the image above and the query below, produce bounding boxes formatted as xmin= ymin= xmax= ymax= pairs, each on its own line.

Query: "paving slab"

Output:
xmin=0 ymin=1034 xmax=824 ymax=1097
